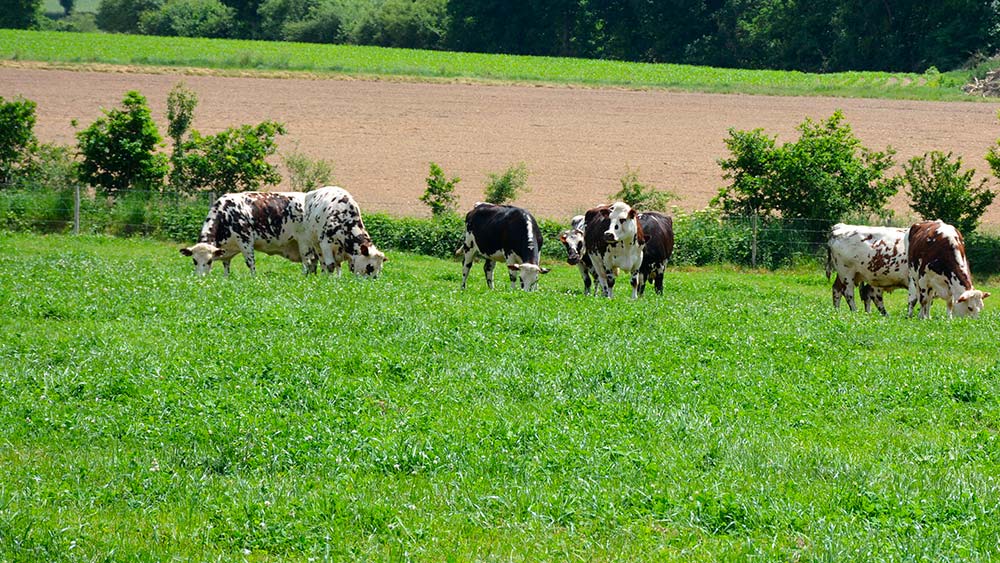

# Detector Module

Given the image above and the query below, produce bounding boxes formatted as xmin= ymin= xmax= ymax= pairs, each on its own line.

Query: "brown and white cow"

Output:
xmin=458 ymin=202 xmax=550 ymax=291
xmin=907 ymin=220 xmax=989 ymax=319
xmin=297 ymin=186 xmax=387 ymax=278
xmin=634 ymin=211 xmax=675 ymax=297
xmin=181 ymin=191 xmax=311 ymax=276
xmin=826 ymin=223 xmax=908 ymax=315
xmin=584 ymin=202 xmax=645 ymax=298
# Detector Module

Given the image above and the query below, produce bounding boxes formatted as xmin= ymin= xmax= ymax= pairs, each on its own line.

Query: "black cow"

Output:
xmin=633 ymin=211 xmax=674 ymax=296
xmin=457 ymin=202 xmax=550 ymax=291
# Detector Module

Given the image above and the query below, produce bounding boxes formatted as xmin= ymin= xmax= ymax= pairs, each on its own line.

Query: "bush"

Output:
xmin=483 ymin=162 xmax=529 ymax=205
xmin=139 ymin=0 xmax=234 ymax=37
xmin=905 ymin=151 xmax=995 ymax=235
xmin=611 ymin=167 xmax=676 ymax=211
xmin=96 ymin=0 xmax=161 ymax=33
xmin=279 ymin=0 xmax=350 ymax=43
xmin=351 ymin=0 xmax=447 ymax=50
xmin=364 ymin=212 xmax=464 ymax=258
xmin=0 ymin=96 xmax=38 ymax=187
xmin=419 ymin=162 xmax=459 ymax=217
xmin=173 ymin=121 xmax=286 ymax=194
xmin=283 ymin=149 xmax=334 ymax=192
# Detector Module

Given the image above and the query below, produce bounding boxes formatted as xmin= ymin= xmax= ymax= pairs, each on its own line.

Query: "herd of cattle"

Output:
xmin=180 ymin=187 xmax=989 ymax=318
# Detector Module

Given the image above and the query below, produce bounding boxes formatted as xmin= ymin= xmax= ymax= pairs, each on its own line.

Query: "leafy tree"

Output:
xmin=483 ymin=162 xmax=529 ymax=204
xmin=167 ymin=82 xmax=198 ymax=155
xmin=353 ymin=0 xmax=447 ymax=50
xmin=76 ymin=91 xmax=168 ymax=198
xmin=611 ymin=167 xmax=675 ymax=211
xmin=0 ymin=0 xmax=43 ymax=29
xmin=96 ymin=0 xmax=162 ymax=33
xmin=905 ymin=151 xmax=995 ymax=235
xmin=139 ymin=0 xmax=234 ymax=37
xmin=283 ymin=148 xmax=333 ymax=191
xmin=714 ymin=110 xmax=900 ymax=233
xmin=279 ymin=0 xmax=348 ymax=43
xmin=173 ymin=121 xmax=286 ymax=194
xmin=0 ymin=96 xmax=38 ymax=187
xmin=420 ymin=161 xmax=459 ymax=217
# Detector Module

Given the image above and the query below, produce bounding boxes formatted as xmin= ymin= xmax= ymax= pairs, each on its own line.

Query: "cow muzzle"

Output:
xmin=603 ymin=231 xmax=617 ymax=242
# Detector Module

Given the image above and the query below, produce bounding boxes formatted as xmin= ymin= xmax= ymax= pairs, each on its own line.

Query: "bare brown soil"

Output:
xmin=4 ymin=64 xmax=1000 ymax=224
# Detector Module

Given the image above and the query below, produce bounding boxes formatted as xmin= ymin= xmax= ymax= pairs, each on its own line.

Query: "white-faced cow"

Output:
xmin=907 ymin=220 xmax=989 ymax=319
xmin=584 ymin=202 xmax=645 ymax=298
xmin=458 ymin=202 xmax=550 ymax=291
xmin=825 ymin=223 xmax=908 ymax=315
xmin=559 ymin=214 xmax=596 ymax=295
xmin=633 ymin=211 xmax=674 ymax=297
xmin=298 ymin=186 xmax=387 ymax=278
xmin=181 ymin=191 xmax=311 ymax=276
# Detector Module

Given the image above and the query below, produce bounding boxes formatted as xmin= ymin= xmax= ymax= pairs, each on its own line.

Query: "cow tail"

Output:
xmin=825 ymin=245 xmax=832 ymax=280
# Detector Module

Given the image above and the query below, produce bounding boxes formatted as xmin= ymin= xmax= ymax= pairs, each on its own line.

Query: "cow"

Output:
xmin=297 ymin=186 xmax=387 ymax=278
xmin=825 ymin=223 xmax=908 ymax=315
xmin=559 ymin=214 xmax=596 ymax=295
xmin=458 ymin=202 xmax=550 ymax=291
xmin=634 ymin=211 xmax=674 ymax=297
xmin=584 ymin=202 xmax=645 ymax=299
xmin=907 ymin=220 xmax=989 ymax=319
xmin=180 ymin=191 xmax=312 ymax=276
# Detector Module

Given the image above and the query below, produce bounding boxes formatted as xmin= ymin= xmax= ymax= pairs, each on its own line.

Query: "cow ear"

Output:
xmin=360 ymin=243 xmax=371 ymax=256
xmin=559 ymin=233 xmax=567 ymax=243
xmin=180 ymin=247 xmax=193 ymax=256
xmin=983 ymin=292 xmax=991 ymax=300
xmin=600 ymin=208 xmax=610 ymax=217
xmin=213 ymin=249 xmax=226 ymax=258
xmin=508 ymin=264 xmax=520 ymax=271
xmin=540 ymin=267 xmax=551 ymax=274
xmin=628 ymin=209 xmax=637 ymax=220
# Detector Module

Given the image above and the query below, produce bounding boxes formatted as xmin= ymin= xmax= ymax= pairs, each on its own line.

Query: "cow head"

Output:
xmin=559 ymin=228 xmax=585 ymax=265
xmin=180 ymin=243 xmax=226 ymax=275
xmin=955 ymin=289 xmax=990 ymax=318
xmin=508 ymin=263 xmax=550 ymax=291
xmin=350 ymin=242 xmax=388 ymax=278
xmin=603 ymin=202 xmax=641 ymax=244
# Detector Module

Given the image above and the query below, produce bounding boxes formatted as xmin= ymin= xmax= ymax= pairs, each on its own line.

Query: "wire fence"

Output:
xmin=3 ymin=186 xmax=1000 ymax=274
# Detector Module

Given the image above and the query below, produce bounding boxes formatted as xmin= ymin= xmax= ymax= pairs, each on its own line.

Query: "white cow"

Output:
xmin=297 ymin=186 xmax=387 ymax=278
xmin=826 ymin=223 xmax=908 ymax=315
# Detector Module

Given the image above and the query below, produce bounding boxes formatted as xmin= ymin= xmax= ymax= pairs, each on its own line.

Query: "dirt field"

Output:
xmin=4 ymin=65 xmax=1000 ymax=223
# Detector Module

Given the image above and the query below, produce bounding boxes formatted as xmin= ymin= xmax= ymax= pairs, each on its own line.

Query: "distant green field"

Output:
xmin=0 ymin=30 xmax=977 ymax=101
xmin=2 ymin=232 xmax=999 ymax=560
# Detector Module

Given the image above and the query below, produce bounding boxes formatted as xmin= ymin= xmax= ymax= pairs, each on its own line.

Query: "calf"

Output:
xmin=584 ymin=202 xmax=645 ymax=298
xmin=559 ymin=214 xmax=596 ymax=295
xmin=181 ymin=191 xmax=310 ymax=276
xmin=907 ymin=220 xmax=989 ymax=319
xmin=826 ymin=223 xmax=908 ymax=315
xmin=634 ymin=211 xmax=674 ymax=297
xmin=298 ymin=186 xmax=387 ymax=278
xmin=458 ymin=202 xmax=550 ymax=291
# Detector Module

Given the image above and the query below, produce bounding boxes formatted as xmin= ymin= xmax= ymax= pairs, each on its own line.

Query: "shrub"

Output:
xmin=905 ymin=151 xmax=995 ymax=235
xmin=173 ymin=121 xmax=286 ymax=194
xmin=351 ymin=0 xmax=447 ymax=50
xmin=279 ymin=0 xmax=350 ymax=43
xmin=76 ymin=91 xmax=168 ymax=199
xmin=0 ymin=96 xmax=38 ymax=187
xmin=283 ymin=149 xmax=334 ymax=192
xmin=483 ymin=162 xmax=529 ymax=204
xmin=139 ymin=0 xmax=234 ymax=37
xmin=96 ymin=0 xmax=161 ymax=33
xmin=419 ymin=162 xmax=459 ymax=217
xmin=611 ymin=167 xmax=676 ymax=211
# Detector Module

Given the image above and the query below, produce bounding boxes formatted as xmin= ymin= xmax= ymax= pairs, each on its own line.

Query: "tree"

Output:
xmin=611 ymin=167 xmax=676 ymax=211
xmin=714 ymin=110 xmax=900 ymax=232
xmin=483 ymin=162 xmax=529 ymax=204
xmin=96 ymin=0 xmax=161 ymax=33
xmin=420 ymin=161 xmax=459 ymax=217
xmin=167 ymin=82 xmax=198 ymax=155
xmin=173 ymin=121 xmax=286 ymax=194
xmin=283 ymin=148 xmax=333 ymax=192
xmin=0 ymin=96 xmax=38 ymax=187
xmin=906 ymin=152 xmax=995 ymax=235
xmin=0 ymin=0 xmax=43 ymax=29
xmin=59 ymin=0 xmax=74 ymax=15
xmin=139 ymin=0 xmax=235 ymax=37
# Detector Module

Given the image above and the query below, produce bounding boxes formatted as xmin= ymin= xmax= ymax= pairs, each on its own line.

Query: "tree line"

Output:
xmin=8 ymin=0 xmax=999 ymax=74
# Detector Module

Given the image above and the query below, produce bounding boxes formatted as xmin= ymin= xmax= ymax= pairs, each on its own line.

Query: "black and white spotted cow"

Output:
xmin=297 ymin=186 xmax=387 ymax=278
xmin=181 ymin=191 xmax=310 ymax=276
xmin=458 ymin=202 xmax=550 ymax=291
xmin=559 ymin=214 xmax=597 ymax=295
xmin=584 ymin=202 xmax=645 ymax=298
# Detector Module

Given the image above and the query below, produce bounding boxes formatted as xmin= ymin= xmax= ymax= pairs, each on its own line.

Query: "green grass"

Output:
xmin=0 ymin=30 xmax=978 ymax=100
xmin=2 ymin=232 xmax=1000 ymax=561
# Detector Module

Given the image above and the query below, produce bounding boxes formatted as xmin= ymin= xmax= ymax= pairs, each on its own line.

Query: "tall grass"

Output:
xmin=0 ymin=30 xmax=978 ymax=100
xmin=1 ymin=232 xmax=998 ymax=561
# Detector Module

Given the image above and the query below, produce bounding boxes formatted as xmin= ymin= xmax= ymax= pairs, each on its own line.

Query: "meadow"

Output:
xmin=2 ymin=232 xmax=999 ymax=561
xmin=0 ymin=30 xmax=977 ymax=101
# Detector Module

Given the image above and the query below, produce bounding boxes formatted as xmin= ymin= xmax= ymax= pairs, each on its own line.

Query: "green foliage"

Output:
xmin=419 ymin=161 xmax=459 ymax=217
xmin=352 ymin=0 xmax=447 ymax=49
xmin=138 ymin=0 xmax=234 ymax=37
xmin=611 ymin=167 xmax=675 ymax=211
xmin=172 ymin=120 xmax=285 ymax=194
xmin=905 ymin=151 xmax=995 ymax=236
xmin=282 ymin=149 xmax=333 ymax=192
xmin=75 ymin=90 xmax=168 ymax=198
xmin=0 ymin=96 xmax=38 ymax=187
xmin=58 ymin=0 xmax=72 ymax=14
xmin=714 ymin=111 xmax=900 ymax=235
xmin=95 ymin=0 xmax=160 ymax=32
xmin=483 ymin=162 xmax=529 ymax=205
xmin=166 ymin=81 xmax=197 ymax=154
xmin=0 ymin=0 xmax=44 ymax=28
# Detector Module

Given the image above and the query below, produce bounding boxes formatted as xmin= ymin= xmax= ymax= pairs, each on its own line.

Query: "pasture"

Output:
xmin=2 ymin=232 xmax=999 ymax=561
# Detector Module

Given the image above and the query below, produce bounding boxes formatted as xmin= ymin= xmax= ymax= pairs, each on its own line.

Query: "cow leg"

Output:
xmin=222 ymin=259 xmax=232 ymax=277
xmin=860 ymin=284 xmax=873 ymax=314
xmin=507 ymin=262 xmax=518 ymax=290
xmin=653 ymin=268 xmax=664 ymax=295
xmin=605 ymin=272 xmax=616 ymax=298
xmin=832 ymin=275 xmax=844 ymax=309
xmin=319 ymin=242 xmax=339 ymax=275
xmin=919 ymin=289 xmax=932 ymax=319
xmin=299 ymin=241 xmax=317 ymax=275
xmin=843 ymin=279 xmax=857 ymax=311
xmin=483 ymin=260 xmax=496 ymax=290
xmin=240 ymin=244 xmax=256 ymax=275
xmin=632 ymin=272 xmax=644 ymax=299
xmin=907 ymin=282 xmax=919 ymax=318
xmin=579 ymin=263 xmax=592 ymax=295
xmin=872 ymin=290 xmax=888 ymax=316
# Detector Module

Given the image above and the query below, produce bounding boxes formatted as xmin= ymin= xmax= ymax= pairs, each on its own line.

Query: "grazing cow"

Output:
xmin=907 ymin=220 xmax=989 ymax=319
xmin=181 ymin=191 xmax=311 ymax=276
xmin=584 ymin=202 xmax=645 ymax=298
xmin=298 ymin=186 xmax=387 ymax=278
xmin=634 ymin=211 xmax=674 ymax=297
xmin=826 ymin=223 xmax=908 ymax=315
xmin=559 ymin=214 xmax=596 ymax=295
xmin=458 ymin=202 xmax=550 ymax=291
